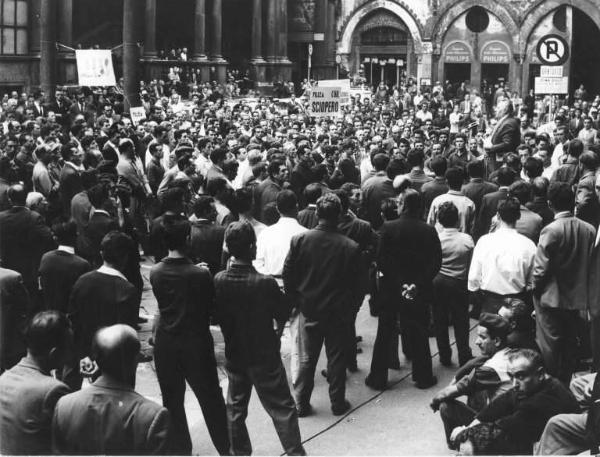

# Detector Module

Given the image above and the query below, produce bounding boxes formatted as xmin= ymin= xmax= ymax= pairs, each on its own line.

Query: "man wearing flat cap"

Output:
xmin=430 ymin=313 xmax=513 ymax=449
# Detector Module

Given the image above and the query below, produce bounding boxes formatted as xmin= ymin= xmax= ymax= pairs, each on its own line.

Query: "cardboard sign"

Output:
xmin=309 ymin=87 xmax=342 ymax=118
xmin=535 ymin=76 xmax=568 ymax=94
xmin=75 ymin=50 xmax=116 ymax=87
xmin=129 ymin=107 xmax=146 ymax=126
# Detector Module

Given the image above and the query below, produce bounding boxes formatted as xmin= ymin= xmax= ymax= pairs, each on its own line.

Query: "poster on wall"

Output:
xmin=75 ymin=50 xmax=116 ymax=87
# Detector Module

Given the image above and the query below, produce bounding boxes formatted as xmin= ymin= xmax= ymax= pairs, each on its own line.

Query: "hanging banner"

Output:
xmin=309 ymin=86 xmax=342 ymax=118
xmin=75 ymin=50 xmax=116 ymax=87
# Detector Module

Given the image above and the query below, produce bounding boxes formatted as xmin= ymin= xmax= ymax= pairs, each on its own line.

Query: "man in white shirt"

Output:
xmin=468 ymin=197 xmax=536 ymax=315
xmin=254 ymin=190 xmax=307 ymax=387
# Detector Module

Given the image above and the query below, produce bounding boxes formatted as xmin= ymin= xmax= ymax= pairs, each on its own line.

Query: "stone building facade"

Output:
xmin=0 ymin=0 xmax=599 ymax=99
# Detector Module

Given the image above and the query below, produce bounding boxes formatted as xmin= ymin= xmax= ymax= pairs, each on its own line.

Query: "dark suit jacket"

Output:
xmin=188 ymin=220 xmax=225 ymax=276
xmin=575 ymin=171 xmax=600 ymax=228
xmin=474 ymin=188 xmax=509 ymax=241
xmin=297 ymin=205 xmax=319 ymax=229
xmin=462 ymin=178 xmax=499 ymax=215
xmin=39 ymin=250 xmax=91 ymax=313
xmin=283 ymin=223 xmax=361 ymax=322
xmin=253 ymin=177 xmax=281 ymax=223
xmin=52 ymin=377 xmax=170 ymax=455
xmin=421 ymin=177 xmax=449 ymax=218
xmin=77 ymin=211 xmax=119 ymax=266
xmin=361 ymin=173 xmax=396 ymax=230
xmin=59 ymin=164 xmax=83 ymax=217
xmin=0 ymin=356 xmax=70 ymax=455
xmin=0 ymin=268 xmax=28 ymax=372
xmin=489 ymin=116 xmax=521 ymax=159
xmin=377 ymin=214 xmax=441 ymax=295
xmin=69 ymin=271 xmax=138 ymax=358
xmin=0 ymin=207 xmax=55 ymax=293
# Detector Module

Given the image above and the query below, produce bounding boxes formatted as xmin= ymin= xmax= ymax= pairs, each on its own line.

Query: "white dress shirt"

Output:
xmin=468 ymin=227 xmax=536 ymax=294
xmin=253 ymin=217 xmax=307 ymax=277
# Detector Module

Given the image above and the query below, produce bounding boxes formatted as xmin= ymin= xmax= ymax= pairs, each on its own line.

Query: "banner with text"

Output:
xmin=75 ymin=50 xmax=116 ymax=87
xmin=309 ymin=86 xmax=342 ymax=118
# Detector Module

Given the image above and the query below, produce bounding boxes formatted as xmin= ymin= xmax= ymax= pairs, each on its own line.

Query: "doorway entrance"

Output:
xmin=444 ymin=63 xmax=471 ymax=86
xmin=481 ymin=64 xmax=509 ymax=88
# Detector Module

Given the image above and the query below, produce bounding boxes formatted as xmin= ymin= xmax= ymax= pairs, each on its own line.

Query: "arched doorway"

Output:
xmin=337 ymin=0 xmax=423 ymax=86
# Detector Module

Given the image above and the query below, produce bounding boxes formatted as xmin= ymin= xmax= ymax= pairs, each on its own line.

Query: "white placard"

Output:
xmin=129 ymin=107 xmax=146 ymax=125
xmin=75 ymin=50 xmax=116 ymax=87
xmin=309 ymin=86 xmax=342 ymax=118
xmin=535 ymin=76 xmax=569 ymax=94
xmin=540 ymin=66 xmax=564 ymax=77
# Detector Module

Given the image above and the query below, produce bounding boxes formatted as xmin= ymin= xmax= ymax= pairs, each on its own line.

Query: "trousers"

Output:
xmin=432 ymin=274 xmax=472 ymax=366
xmin=536 ymin=413 xmax=590 ymax=455
xmin=534 ymin=302 xmax=580 ymax=384
xmin=154 ymin=329 xmax=230 ymax=455
xmin=226 ymin=360 xmax=305 ymax=456
xmin=439 ymin=399 xmax=477 ymax=447
xmin=293 ymin=313 xmax=348 ymax=409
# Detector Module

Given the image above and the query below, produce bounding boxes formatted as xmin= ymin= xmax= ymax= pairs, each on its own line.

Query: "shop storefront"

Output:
xmin=443 ymin=41 xmax=472 ymax=86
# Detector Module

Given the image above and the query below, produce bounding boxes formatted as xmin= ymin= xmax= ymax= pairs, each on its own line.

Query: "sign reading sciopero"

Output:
xmin=309 ymin=86 xmax=342 ymax=118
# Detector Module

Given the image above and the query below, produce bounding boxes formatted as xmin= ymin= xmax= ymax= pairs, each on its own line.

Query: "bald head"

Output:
xmin=92 ymin=325 xmax=140 ymax=384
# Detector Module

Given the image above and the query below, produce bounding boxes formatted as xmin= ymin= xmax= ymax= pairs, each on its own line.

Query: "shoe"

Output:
xmin=440 ymin=358 xmax=453 ymax=367
xmin=331 ymin=400 xmax=351 ymax=416
xmin=415 ymin=376 xmax=438 ymax=390
xmin=365 ymin=375 xmax=386 ymax=390
xmin=321 ymin=369 xmax=328 ymax=378
xmin=296 ymin=403 xmax=313 ymax=417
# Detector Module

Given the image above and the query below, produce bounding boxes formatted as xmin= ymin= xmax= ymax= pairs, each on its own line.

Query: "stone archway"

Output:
xmin=337 ymin=0 xmax=424 ymax=55
xmin=519 ymin=0 xmax=600 ymax=52
xmin=431 ymin=0 xmax=519 ymax=54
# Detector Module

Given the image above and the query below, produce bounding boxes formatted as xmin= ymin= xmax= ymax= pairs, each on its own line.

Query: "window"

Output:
xmin=361 ymin=27 xmax=407 ymax=46
xmin=0 ymin=0 xmax=27 ymax=55
xmin=465 ymin=6 xmax=489 ymax=33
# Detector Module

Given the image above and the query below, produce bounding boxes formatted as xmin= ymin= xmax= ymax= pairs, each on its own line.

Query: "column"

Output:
xmin=123 ymin=0 xmax=142 ymax=110
xmin=326 ymin=0 xmax=336 ymax=66
xmin=143 ymin=0 xmax=157 ymax=58
xmin=210 ymin=0 xmax=224 ymax=60
xmin=193 ymin=0 xmax=207 ymax=60
xmin=277 ymin=0 xmax=290 ymax=62
xmin=251 ymin=0 xmax=263 ymax=62
xmin=40 ymin=0 xmax=57 ymax=100
xmin=313 ymin=0 xmax=330 ymax=79
xmin=58 ymin=0 xmax=72 ymax=47
xmin=265 ymin=0 xmax=277 ymax=62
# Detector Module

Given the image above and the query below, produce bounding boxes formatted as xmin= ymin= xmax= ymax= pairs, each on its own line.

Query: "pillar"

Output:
xmin=123 ymin=0 xmax=142 ymax=110
xmin=40 ymin=0 xmax=57 ymax=100
xmin=250 ymin=0 xmax=266 ymax=83
xmin=417 ymin=42 xmax=433 ymax=88
xmin=58 ymin=0 xmax=72 ymax=47
xmin=265 ymin=0 xmax=278 ymax=62
xmin=277 ymin=0 xmax=291 ymax=80
xmin=326 ymin=0 xmax=336 ymax=66
xmin=210 ymin=0 xmax=226 ymax=82
xmin=144 ymin=0 xmax=157 ymax=58
xmin=312 ymin=0 xmax=328 ymax=78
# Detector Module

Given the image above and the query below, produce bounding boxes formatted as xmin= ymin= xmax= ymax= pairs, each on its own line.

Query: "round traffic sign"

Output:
xmin=536 ymin=34 xmax=569 ymax=65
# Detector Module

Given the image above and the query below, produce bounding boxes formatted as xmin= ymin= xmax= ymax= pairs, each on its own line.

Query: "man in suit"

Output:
xmin=361 ymin=153 xmax=397 ymax=230
xmin=483 ymin=99 xmax=521 ymax=175
xmin=533 ymin=182 xmax=596 ymax=384
xmin=77 ymin=183 xmax=119 ymax=266
xmin=39 ymin=221 xmax=91 ymax=313
xmin=254 ymin=160 xmax=287 ymax=223
xmin=215 ymin=222 xmax=305 ymax=456
xmin=297 ymin=183 xmax=323 ymax=229
xmin=68 ymin=231 xmax=138 ymax=390
xmin=462 ymin=160 xmax=498 ymax=220
xmin=0 ymin=311 xmax=71 ymax=455
xmin=0 ymin=184 xmax=55 ymax=312
xmin=283 ymin=193 xmax=361 ymax=417
xmin=473 ymin=167 xmax=515 ymax=241
xmin=59 ymin=142 xmax=84 ymax=218
xmin=0 ymin=267 xmax=29 ymax=373
xmin=366 ymin=189 xmax=441 ymax=390
xmin=575 ymin=151 xmax=600 ymax=228
xmin=150 ymin=216 xmax=229 ymax=455
xmin=188 ymin=195 xmax=225 ymax=276
xmin=52 ymin=325 xmax=170 ymax=454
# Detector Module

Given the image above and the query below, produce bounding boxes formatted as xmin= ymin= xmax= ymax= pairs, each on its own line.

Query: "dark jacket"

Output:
xmin=39 ymin=249 xmax=92 ymax=313
xmin=69 ymin=270 xmax=138 ymax=358
xmin=214 ymin=262 xmax=290 ymax=367
xmin=361 ymin=173 xmax=396 ymax=230
xmin=488 ymin=116 xmax=521 ymax=159
xmin=77 ymin=211 xmax=119 ymax=266
xmin=0 ymin=207 xmax=55 ymax=294
xmin=52 ymin=377 xmax=170 ymax=455
xmin=297 ymin=205 xmax=319 ymax=229
xmin=59 ymin=164 xmax=83 ymax=217
xmin=474 ymin=187 xmax=509 ymax=240
xmin=421 ymin=177 xmax=449 ymax=218
xmin=188 ymin=220 xmax=226 ymax=276
xmin=575 ymin=171 xmax=600 ymax=228
xmin=377 ymin=214 xmax=442 ymax=295
xmin=283 ymin=223 xmax=361 ymax=322
xmin=253 ymin=177 xmax=281 ymax=223
xmin=526 ymin=197 xmax=554 ymax=228
xmin=462 ymin=178 xmax=498 ymax=215
xmin=0 ymin=356 xmax=70 ymax=455
xmin=150 ymin=257 xmax=214 ymax=336
xmin=0 ymin=268 xmax=29 ymax=372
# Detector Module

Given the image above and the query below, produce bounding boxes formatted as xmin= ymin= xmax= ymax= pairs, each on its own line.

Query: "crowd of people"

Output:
xmin=1 ymin=72 xmax=600 ymax=456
